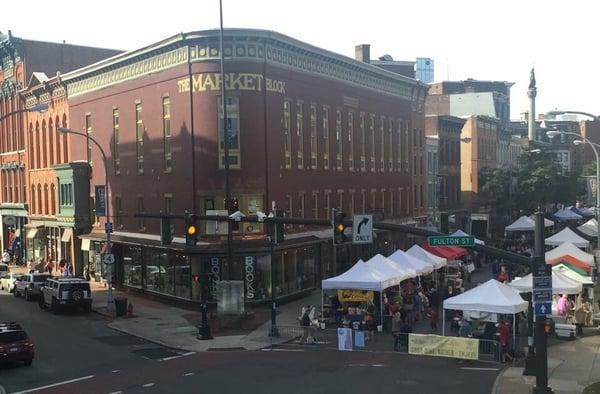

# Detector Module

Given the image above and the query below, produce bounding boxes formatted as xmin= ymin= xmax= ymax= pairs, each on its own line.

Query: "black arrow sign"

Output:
xmin=358 ymin=217 xmax=369 ymax=234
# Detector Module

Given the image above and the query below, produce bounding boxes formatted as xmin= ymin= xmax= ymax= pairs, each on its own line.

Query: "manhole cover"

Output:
xmin=95 ymin=335 xmax=149 ymax=346
xmin=133 ymin=347 xmax=180 ymax=359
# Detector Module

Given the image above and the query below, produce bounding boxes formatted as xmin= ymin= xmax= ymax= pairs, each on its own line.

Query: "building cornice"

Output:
xmin=61 ymin=29 xmax=427 ymax=102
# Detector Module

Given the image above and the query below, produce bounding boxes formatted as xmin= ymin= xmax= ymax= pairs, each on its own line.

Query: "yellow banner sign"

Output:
xmin=408 ymin=334 xmax=479 ymax=360
xmin=337 ymin=289 xmax=374 ymax=303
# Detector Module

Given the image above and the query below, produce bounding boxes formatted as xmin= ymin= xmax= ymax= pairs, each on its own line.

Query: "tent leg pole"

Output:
xmin=513 ymin=314 xmax=516 ymax=352
xmin=380 ymin=291 xmax=384 ymax=329
xmin=442 ymin=309 xmax=445 ymax=336
xmin=321 ymin=289 xmax=324 ymax=327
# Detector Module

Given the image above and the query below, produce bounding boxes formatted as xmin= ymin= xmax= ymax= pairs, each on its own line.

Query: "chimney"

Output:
xmin=355 ymin=44 xmax=370 ymax=64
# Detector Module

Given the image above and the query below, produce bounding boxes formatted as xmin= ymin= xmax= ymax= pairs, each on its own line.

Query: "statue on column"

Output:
xmin=528 ymin=68 xmax=536 ymax=90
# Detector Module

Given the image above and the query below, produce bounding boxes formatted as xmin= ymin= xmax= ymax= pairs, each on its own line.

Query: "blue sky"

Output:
xmin=5 ymin=0 xmax=598 ymax=118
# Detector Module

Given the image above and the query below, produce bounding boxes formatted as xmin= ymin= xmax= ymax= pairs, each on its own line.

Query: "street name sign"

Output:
xmin=534 ymin=263 xmax=552 ymax=277
xmin=535 ymin=302 xmax=552 ymax=316
xmin=533 ymin=276 xmax=552 ymax=289
xmin=427 ymin=236 xmax=475 ymax=247
xmin=533 ymin=289 xmax=553 ymax=303
xmin=352 ymin=215 xmax=373 ymax=244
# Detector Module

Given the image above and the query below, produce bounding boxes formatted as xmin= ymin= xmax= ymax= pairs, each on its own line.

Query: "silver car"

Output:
xmin=0 ymin=273 xmax=23 ymax=293
xmin=14 ymin=274 xmax=52 ymax=301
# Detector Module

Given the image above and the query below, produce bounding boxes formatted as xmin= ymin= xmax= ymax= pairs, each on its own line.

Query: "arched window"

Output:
xmin=48 ymin=118 xmax=54 ymax=166
xmin=28 ymin=124 xmax=34 ymax=167
xmin=62 ymin=114 xmax=68 ymax=163
xmin=37 ymin=184 xmax=42 ymax=216
xmin=50 ymin=118 xmax=60 ymax=165
xmin=30 ymin=184 xmax=36 ymax=214
xmin=42 ymin=120 xmax=48 ymax=168
xmin=43 ymin=184 xmax=49 ymax=215
xmin=35 ymin=122 xmax=40 ymax=169
xmin=50 ymin=183 xmax=56 ymax=215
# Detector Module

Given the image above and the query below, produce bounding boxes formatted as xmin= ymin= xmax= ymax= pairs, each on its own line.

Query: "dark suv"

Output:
xmin=39 ymin=278 xmax=92 ymax=314
xmin=0 ymin=322 xmax=34 ymax=366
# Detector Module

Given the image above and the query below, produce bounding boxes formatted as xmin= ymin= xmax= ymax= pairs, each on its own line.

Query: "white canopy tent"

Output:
xmin=450 ymin=229 xmax=485 ymax=245
xmin=387 ymin=250 xmax=434 ymax=276
xmin=545 ymin=228 xmax=589 ymax=248
xmin=578 ymin=218 xmax=598 ymax=238
xmin=322 ymin=260 xmax=390 ymax=291
xmin=554 ymin=208 xmax=583 ymax=221
xmin=545 ymin=242 xmax=595 ymax=266
xmin=365 ymin=254 xmax=416 ymax=284
xmin=442 ymin=279 xmax=528 ymax=340
xmin=508 ymin=271 xmax=582 ymax=294
xmin=552 ymin=264 xmax=594 ymax=285
xmin=406 ymin=244 xmax=447 ymax=270
xmin=505 ymin=215 xmax=554 ymax=232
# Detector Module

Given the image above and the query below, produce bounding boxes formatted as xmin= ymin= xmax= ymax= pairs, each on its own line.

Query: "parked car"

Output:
xmin=0 ymin=273 xmax=23 ymax=293
xmin=13 ymin=274 xmax=52 ymax=301
xmin=0 ymin=322 xmax=34 ymax=366
xmin=39 ymin=277 xmax=92 ymax=314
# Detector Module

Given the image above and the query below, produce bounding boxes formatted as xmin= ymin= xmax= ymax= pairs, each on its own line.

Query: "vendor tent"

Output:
xmin=443 ymin=279 xmax=528 ymax=314
xmin=365 ymin=254 xmax=416 ymax=283
xmin=508 ymin=271 xmax=582 ymax=294
xmin=545 ymin=242 xmax=594 ymax=265
xmin=568 ymin=206 xmax=595 ymax=218
xmin=552 ymin=264 xmax=594 ymax=285
xmin=321 ymin=260 xmax=391 ymax=291
xmin=546 ymin=255 xmax=592 ymax=273
xmin=545 ymin=227 xmax=589 ymax=248
xmin=505 ymin=215 xmax=554 ymax=232
xmin=421 ymin=243 xmax=467 ymax=260
xmin=578 ymin=219 xmax=598 ymax=237
xmin=450 ymin=229 xmax=485 ymax=245
xmin=406 ymin=244 xmax=447 ymax=269
xmin=554 ymin=208 xmax=583 ymax=221
xmin=387 ymin=250 xmax=433 ymax=275
xmin=442 ymin=279 xmax=527 ymax=337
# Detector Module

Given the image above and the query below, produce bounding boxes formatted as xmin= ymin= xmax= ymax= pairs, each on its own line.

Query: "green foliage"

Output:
xmin=478 ymin=150 xmax=585 ymax=217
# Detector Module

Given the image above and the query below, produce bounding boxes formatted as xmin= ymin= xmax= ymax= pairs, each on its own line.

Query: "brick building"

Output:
xmin=49 ymin=29 xmax=428 ymax=303
xmin=0 ymin=30 xmax=121 ymax=262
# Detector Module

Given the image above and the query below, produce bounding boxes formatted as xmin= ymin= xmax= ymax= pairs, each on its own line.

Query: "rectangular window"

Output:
xmin=310 ymin=104 xmax=317 ymax=169
xmin=135 ymin=103 xmax=144 ymax=174
xmin=163 ymin=97 xmax=172 ymax=172
xmin=397 ymin=118 xmax=402 ymax=171
xmin=381 ymin=189 xmax=386 ymax=211
xmin=112 ymin=109 xmax=120 ymax=175
xmin=299 ymin=194 xmax=305 ymax=218
xmin=371 ymin=190 xmax=376 ymax=211
xmin=360 ymin=113 xmax=366 ymax=172
xmin=296 ymin=101 xmax=304 ymax=169
xmin=137 ymin=196 xmax=145 ymax=229
xmin=369 ymin=114 xmax=376 ymax=172
xmin=336 ymin=110 xmax=342 ymax=170
xmin=350 ymin=192 xmax=355 ymax=216
xmin=348 ymin=111 xmax=354 ymax=171
xmin=338 ymin=191 xmax=343 ymax=211
xmin=323 ymin=107 xmax=330 ymax=170
xmin=164 ymin=194 xmax=173 ymax=214
xmin=284 ymin=100 xmax=291 ymax=169
xmin=85 ymin=114 xmax=93 ymax=165
xmin=405 ymin=121 xmax=410 ymax=170
xmin=390 ymin=190 xmax=394 ymax=217
xmin=218 ymin=96 xmax=241 ymax=169
xmin=361 ymin=190 xmax=366 ymax=213
xmin=115 ymin=196 xmax=123 ymax=227
xmin=406 ymin=188 xmax=410 ymax=214
xmin=312 ymin=192 xmax=319 ymax=218
xmin=380 ymin=116 xmax=385 ymax=171
xmin=325 ymin=192 xmax=331 ymax=219
xmin=285 ymin=195 xmax=293 ymax=218
xmin=388 ymin=118 xmax=394 ymax=171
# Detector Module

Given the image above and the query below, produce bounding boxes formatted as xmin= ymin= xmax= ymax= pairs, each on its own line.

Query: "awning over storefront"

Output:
xmin=421 ymin=243 xmax=467 ymax=260
xmin=26 ymin=228 xmax=38 ymax=239
xmin=61 ymin=228 xmax=73 ymax=243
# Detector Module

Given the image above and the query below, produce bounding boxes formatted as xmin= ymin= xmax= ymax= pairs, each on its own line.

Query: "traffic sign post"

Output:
xmin=533 ymin=289 xmax=552 ymax=303
xmin=427 ymin=236 xmax=475 ymax=247
xmin=103 ymin=253 xmax=115 ymax=265
xmin=535 ymin=303 xmax=552 ymax=316
xmin=352 ymin=215 xmax=373 ymax=244
xmin=105 ymin=222 xmax=113 ymax=234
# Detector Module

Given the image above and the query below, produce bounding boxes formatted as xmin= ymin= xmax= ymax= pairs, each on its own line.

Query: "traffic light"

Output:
xmin=230 ymin=197 xmax=240 ymax=231
xmin=333 ymin=209 xmax=347 ymax=245
xmin=184 ymin=212 xmax=199 ymax=246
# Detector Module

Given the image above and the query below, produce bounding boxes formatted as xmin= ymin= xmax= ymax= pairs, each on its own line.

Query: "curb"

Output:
xmin=491 ymin=365 xmax=509 ymax=394
xmin=0 ymin=384 xmax=6 ymax=394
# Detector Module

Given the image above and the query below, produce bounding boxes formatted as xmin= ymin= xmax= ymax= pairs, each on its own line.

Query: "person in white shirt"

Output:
xmin=27 ymin=259 xmax=36 ymax=273
xmin=2 ymin=250 xmax=11 ymax=264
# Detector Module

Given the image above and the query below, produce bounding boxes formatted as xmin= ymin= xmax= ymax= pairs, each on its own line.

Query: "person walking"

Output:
xmin=499 ymin=320 xmax=513 ymax=363
xmin=391 ymin=309 xmax=402 ymax=351
xmin=299 ymin=306 xmax=311 ymax=344
xmin=45 ymin=258 xmax=55 ymax=274
xmin=429 ymin=308 xmax=438 ymax=332
xmin=27 ymin=258 xmax=35 ymax=274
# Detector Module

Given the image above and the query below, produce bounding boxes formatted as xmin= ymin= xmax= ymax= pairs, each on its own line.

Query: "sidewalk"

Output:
xmin=493 ymin=330 xmax=600 ymax=394
xmin=90 ymin=282 xmax=323 ymax=352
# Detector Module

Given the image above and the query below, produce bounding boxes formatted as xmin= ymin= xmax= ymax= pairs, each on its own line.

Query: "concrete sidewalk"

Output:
xmin=493 ymin=329 xmax=600 ymax=394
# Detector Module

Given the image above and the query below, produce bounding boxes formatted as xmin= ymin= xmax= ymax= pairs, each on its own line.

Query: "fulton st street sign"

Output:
xmin=427 ymin=236 xmax=475 ymax=247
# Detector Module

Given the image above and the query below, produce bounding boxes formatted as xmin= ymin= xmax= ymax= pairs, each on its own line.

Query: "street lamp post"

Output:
xmin=547 ymin=129 xmax=600 ymax=251
xmin=58 ymin=127 xmax=114 ymax=312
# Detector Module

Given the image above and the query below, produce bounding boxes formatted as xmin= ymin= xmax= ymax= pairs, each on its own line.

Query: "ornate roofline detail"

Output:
xmin=62 ymin=29 xmax=427 ymax=101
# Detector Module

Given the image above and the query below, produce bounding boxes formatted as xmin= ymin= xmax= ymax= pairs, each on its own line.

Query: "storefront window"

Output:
xmin=172 ymin=253 xmax=190 ymax=299
xmin=243 ymin=255 xmax=271 ymax=301
xmin=122 ymin=246 xmax=142 ymax=288
xmin=144 ymin=248 xmax=189 ymax=299
xmin=146 ymin=249 xmax=168 ymax=294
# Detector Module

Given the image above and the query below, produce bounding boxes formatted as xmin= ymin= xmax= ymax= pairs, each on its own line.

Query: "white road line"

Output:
xmin=460 ymin=367 xmax=500 ymax=371
xmin=261 ymin=348 xmax=305 ymax=352
xmin=142 ymin=383 xmax=155 ymax=388
xmin=111 ymin=370 xmax=120 ymax=373
xmin=372 ymin=364 xmax=386 ymax=367
xmin=182 ymin=351 xmax=196 ymax=356
xmin=159 ymin=355 xmax=182 ymax=362
xmin=183 ymin=372 xmax=196 ymax=377
xmin=11 ymin=375 xmax=95 ymax=394
xmin=107 ymin=391 xmax=123 ymax=394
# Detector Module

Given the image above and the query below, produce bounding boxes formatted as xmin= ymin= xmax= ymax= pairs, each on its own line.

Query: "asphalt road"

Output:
xmin=0 ymin=289 xmax=188 ymax=394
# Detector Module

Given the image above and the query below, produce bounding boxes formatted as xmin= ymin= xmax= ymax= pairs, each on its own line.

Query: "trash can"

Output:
xmin=115 ymin=297 xmax=127 ymax=317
